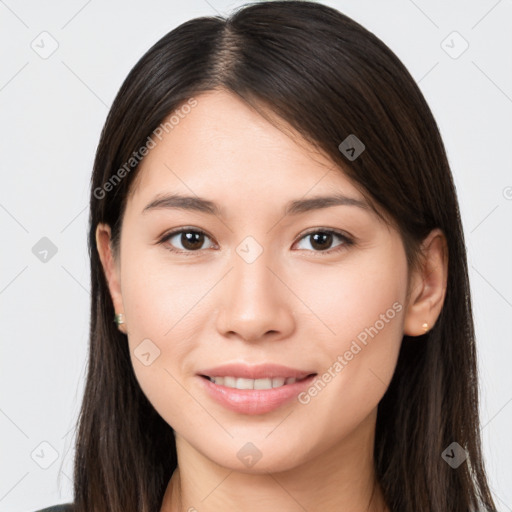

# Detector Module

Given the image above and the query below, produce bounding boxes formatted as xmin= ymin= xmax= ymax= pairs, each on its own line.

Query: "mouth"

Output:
xmin=196 ymin=363 xmax=318 ymax=415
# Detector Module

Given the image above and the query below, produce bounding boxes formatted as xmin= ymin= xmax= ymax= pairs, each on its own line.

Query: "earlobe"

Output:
xmin=95 ymin=223 xmax=126 ymax=333
xmin=403 ymin=229 xmax=448 ymax=337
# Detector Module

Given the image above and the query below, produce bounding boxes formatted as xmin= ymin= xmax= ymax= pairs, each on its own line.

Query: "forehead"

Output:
xmin=127 ymin=89 xmax=364 ymax=213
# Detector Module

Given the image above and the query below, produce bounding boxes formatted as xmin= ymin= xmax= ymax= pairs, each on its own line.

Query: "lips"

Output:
xmin=196 ymin=363 xmax=317 ymax=415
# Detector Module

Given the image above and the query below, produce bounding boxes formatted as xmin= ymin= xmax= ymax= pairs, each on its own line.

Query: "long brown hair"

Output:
xmin=75 ymin=1 xmax=497 ymax=510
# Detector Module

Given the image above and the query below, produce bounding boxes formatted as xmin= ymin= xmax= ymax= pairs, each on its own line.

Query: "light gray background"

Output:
xmin=1 ymin=0 xmax=511 ymax=511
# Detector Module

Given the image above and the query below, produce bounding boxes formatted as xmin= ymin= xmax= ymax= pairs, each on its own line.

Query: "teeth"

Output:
xmin=223 ymin=376 xmax=235 ymax=388
xmin=209 ymin=376 xmax=299 ymax=390
xmin=254 ymin=378 xmax=272 ymax=389
xmin=272 ymin=377 xmax=285 ymax=388
xmin=214 ymin=376 xmax=225 ymax=386
xmin=236 ymin=378 xmax=254 ymax=390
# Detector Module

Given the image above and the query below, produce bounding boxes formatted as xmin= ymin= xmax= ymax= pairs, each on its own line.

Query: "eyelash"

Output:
xmin=158 ymin=227 xmax=355 ymax=257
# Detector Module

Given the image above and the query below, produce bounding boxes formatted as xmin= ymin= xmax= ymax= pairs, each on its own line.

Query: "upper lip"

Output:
xmin=197 ymin=363 xmax=316 ymax=380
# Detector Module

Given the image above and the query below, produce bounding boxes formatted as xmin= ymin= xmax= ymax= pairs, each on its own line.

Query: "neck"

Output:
xmin=160 ymin=409 xmax=387 ymax=512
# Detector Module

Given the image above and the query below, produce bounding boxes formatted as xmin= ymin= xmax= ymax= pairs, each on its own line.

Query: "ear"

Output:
xmin=95 ymin=223 xmax=126 ymax=334
xmin=403 ymin=228 xmax=448 ymax=336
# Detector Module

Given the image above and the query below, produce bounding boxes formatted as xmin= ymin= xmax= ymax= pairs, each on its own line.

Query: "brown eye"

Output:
xmin=309 ymin=232 xmax=334 ymax=251
xmin=295 ymin=229 xmax=353 ymax=253
xmin=162 ymin=229 xmax=215 ymax=253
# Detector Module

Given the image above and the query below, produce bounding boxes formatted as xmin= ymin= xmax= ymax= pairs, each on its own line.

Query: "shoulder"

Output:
xmin=32 ymin=504 xmax=74 ymax=512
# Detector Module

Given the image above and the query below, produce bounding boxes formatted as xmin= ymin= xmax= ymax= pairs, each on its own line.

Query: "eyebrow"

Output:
xmin=142 ymin=192 xmax=369 ymax=217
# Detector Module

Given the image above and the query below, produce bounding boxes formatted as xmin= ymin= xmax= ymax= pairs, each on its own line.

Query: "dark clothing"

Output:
xmin=32 ymin=505 xmax=73 ymax=512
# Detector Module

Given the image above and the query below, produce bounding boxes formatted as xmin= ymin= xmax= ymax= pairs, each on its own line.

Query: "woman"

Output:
xmin=34 ymin=1 xmax=497 ymax=511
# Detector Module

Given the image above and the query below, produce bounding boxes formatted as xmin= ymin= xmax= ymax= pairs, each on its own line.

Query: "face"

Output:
xmin=100 ymin=89 xmax=414 ymax=473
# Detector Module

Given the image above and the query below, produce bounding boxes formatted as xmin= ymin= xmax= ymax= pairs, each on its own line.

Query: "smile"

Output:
xmin=196 ymin=363 xmax=318 ymax=415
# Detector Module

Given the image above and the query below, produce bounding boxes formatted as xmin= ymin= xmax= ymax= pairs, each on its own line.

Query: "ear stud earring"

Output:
xmin=422 ymin=322 xmax=429 ymax=333
xmin=114 ymin=313 xmax=125 ymax=326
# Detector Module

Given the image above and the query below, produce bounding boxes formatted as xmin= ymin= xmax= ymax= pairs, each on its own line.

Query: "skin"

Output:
xmin=96 ymin=89 xmax=448 ymax=512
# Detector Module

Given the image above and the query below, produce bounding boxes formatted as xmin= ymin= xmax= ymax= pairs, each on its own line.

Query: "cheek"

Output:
xmin=295 ymin=247 xmax=408 ymax=354
xmin=120 ymin=240 xmax=215 ymax=344
xmin=292 ymin=249 xmax=408 ymax=440
xmin=118 ymin=244 xmax=216 ymax=429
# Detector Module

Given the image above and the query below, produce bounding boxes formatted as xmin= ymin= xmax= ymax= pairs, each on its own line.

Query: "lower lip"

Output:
xmin=197 ymin=374 xmax=317 ymax=415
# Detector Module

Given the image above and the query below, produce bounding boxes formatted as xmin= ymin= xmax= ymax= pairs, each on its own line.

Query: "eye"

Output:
xmin=159 ymin=228 xmax=216 ymax=254
xmin=294 ymin=229 xmax=353 ymax=254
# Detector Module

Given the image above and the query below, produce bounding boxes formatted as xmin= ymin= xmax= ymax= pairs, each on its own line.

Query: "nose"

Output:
xmin=215 ymin=249 xmax=296 ymax=343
